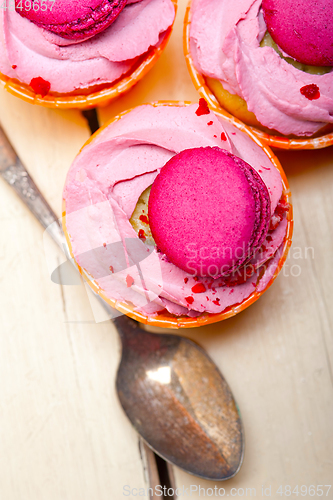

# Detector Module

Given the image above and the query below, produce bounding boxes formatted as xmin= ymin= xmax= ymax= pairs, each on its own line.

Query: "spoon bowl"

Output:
xmin=115 ymin=315 xmax=244 ymax=481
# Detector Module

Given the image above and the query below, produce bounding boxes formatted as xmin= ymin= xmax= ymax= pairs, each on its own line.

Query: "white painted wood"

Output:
xmin=0 ymin=91 xmax=147 ymax=500
xmin=168 ymin=146 xmax=333 ymax=497
xmin=97 ymin=0 xmax=199 ymax=126
xmin=0 ymin=0 xmax=332 ymax=497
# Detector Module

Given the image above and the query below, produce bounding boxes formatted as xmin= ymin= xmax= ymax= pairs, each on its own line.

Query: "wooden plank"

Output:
xmin=168 ymin=147 xmax=333 ymax=497
xmin=0 ymin=90 xmax=148 ymax=499
xmin=97 ymin=0 xmax=199 ymax=126
xmin=0 ymin=0 xmax=333 ymax=496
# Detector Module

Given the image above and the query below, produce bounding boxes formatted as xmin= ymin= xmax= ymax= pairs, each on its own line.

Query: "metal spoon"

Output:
xmin=115 ymin=315 xmax=243 ymax=480
xmin=0 ymin=125 xmax=244 ymax=481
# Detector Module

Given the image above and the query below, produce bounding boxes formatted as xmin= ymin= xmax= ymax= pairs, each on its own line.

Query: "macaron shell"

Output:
xmin=262 ymin=0 xmax=333 ymax=66
xmin=148 ymin=147 xmax=271 ymax=277
xmin=16 ymin=0 xmax=128 ymax=40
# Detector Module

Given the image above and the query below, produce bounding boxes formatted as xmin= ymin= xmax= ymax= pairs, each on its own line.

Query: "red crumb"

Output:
xmin=276 ymin=199 xmax=290 ymax=217
xmin=193 ymin=276 xmax=199 ymax=281
xmin=12 ymin=65 xmax=17 ymax=69
xmin=109 ymin=266 xmax=114 ymax=273
xmin=213 ymin=298 xmax=220 ymax=305
xmin=269 ymin=199 xmax=289 ymax=230
xmin=300 ymin=84 xmax=320 ymax=100
xmin=138 ymin=229 xmax=146 ymax=241
xmin=139 ymin=214 xmax=149 ymax=224
xmin=184 ymin=277 xmax=189 ymax=284
xmin=195 ymin=98 xmax=210 ymax=116
xmin=103 ymin=242 xmax=106 ymax=248
xmin=191 ymin=283 xmax=206 ymax=293
xmin=266 ymin=235 xmax=273 ymax=242
xmin=30 ymin=77 xmax=51 ymax=97
xmin=269 ymin=215 xmax=281 ymax=231
xmin=221 ymin=132 xmax=227 ymax=141
xmin=126 ymin=275 xmax=134 ymax=287
xmin=207 ymin=121 xmax=213 ymax=126
xmin=185 ymin=296 xmax=194 ymax=304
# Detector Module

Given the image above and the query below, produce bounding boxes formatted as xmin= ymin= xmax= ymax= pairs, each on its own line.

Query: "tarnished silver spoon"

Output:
xmin=0 ymin=125 xmax=243 ymax=481
xmin=115 ymin=315 xmax=243 ymax=480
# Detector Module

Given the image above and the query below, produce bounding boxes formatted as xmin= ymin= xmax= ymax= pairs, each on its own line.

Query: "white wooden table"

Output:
xmin=0 ymin=1 xmax=332 ymax=498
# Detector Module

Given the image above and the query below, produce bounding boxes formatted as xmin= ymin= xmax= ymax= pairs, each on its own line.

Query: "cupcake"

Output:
xmin=0 ymin=0 xmax=176 ymax=108
xmin=185 ymin=0 xmax=333 ymax=149
xmin=62 ymin=101 xmax=293 ymax=328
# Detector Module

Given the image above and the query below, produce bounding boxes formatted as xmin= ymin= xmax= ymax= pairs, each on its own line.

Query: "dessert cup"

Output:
xmin=62 ymin=101 xmax=293 ymax=328
xmin=184 ymin=1 xmax=333 ymax=150
xmin=0 ymin=0 xmax=176 ymax=109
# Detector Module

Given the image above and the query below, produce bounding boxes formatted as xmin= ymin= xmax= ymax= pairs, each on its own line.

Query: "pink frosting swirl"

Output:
xmin=63 ymin=104 xmax=288 ymax=318
xmin=0 ymin=0 xmax=175 ymax=93
xmin=189 ymin=0 xmax=333 ymax=136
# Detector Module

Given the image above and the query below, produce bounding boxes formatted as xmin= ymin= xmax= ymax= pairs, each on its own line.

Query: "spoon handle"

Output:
xmin=0 ymin=126 xmax=65 ymax=249
xmin=0 ymin=124 xmax=118 ymax=318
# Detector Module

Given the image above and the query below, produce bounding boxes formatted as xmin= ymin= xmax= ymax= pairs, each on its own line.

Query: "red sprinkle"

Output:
xmin=12 ymin=65 xmax=17 ymax=69
xmin=103 ymin=242 xmax=106 ymax=248
xmin=184 ymin=277 xmax=189 ymax=284
xmin=269 ymin=199 xmax=289 ymax=230
xmin=126 ymin=275 xmax=134 ymax=287
xmin=139 ymin=214 xmax=149 ymax=224
xmin=213 ymin=135 xmax=217 ymax=138
xmin=269 ymin=214 xmax=281 ymax=231
xmin=266 ymin=235 xmax=273 ymax=242
xmin=300 ymin=84 xmax=320 ymax=100
xmin=191 ymin=283 xmax=206 ymax=293
xmin=213 ymin=299 xmax=220 ymax=305
xmin=195 ymin=98 xmax=210 ymax=116
xmin=138 ymin=229 xmax=146 ymax=241
xmin=276 ymin=199 xmax=290 ymax=217
xmin=109 ymin=266 xmax=114 ymax=273
xmin=207 ymin=121 xmax=213 ymax=126
xmin=221 ymin=132 xmax=227 ymax=141
xmin=185 ymin=296 xmax=194 ymax=304
xmin=30 ymin=77 xmax=51 ymax=97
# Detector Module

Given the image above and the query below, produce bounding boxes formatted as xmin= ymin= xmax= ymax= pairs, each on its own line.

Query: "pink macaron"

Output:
xmin=262 ymin=0 xmax=333 ymax=67
xmin=15 ymin=0 xmax=128 ymax=40
xmin=148 ymin=147 xmax=271 ymax=278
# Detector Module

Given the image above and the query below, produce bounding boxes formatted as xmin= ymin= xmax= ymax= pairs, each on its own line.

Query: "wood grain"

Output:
xmin=0 ymin=92 xmax=147 ymax=500
xmin=0 ymin=0 xmax=332 ymax=498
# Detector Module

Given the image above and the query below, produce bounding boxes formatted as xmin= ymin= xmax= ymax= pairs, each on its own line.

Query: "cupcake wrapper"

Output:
xmin=183 ymin=1 xmax=333 ymax=150
xmin=63 ymin=101 xmax=293 ymax=329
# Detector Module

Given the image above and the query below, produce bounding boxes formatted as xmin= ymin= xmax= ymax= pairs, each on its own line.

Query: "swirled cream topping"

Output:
xmin=63 ymin=104 xmax=288 ymax=318
xmin=0 ymin=0 xmax=175 ymax=94
xmin=189 ymin=0 xmax=333 ymax=136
